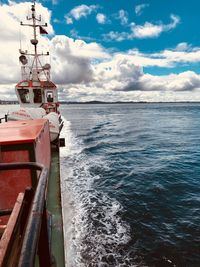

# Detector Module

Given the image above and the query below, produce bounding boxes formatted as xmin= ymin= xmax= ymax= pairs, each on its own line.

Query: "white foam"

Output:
xmin=60 ymin=118 xmax=132 ymax=267
xmin=60 ymin=118 xmax=83 ymax=158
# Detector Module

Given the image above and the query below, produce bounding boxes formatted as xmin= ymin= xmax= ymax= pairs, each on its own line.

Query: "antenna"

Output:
xmin=19 ymin=0 xmax=49 ymax=81
xmin=19 ymin=27 xmax=22 ymax=51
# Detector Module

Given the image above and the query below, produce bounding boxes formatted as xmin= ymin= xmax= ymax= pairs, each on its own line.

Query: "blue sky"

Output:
xmin=51 ymin=0 xmax=199 ymax=52
xmin=1 ymin=0 xmax=200 ymax=101
xmin=50 ymin=0 xmax=200 ymax=75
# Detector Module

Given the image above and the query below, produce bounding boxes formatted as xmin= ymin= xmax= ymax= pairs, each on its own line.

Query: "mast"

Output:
xmin=19 ymin=0 xmax=50 ymax=81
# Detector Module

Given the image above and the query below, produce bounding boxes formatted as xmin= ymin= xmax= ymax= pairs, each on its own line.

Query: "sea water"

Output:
xmin=1 ymin=103 xmax=200 ymax=267
xmin=60 ymin=103 xmax=200 ymax=267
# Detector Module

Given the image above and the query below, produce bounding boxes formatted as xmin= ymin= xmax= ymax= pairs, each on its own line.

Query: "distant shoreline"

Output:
xmin=0 ymin=101 xmax=19 ymax=105
xmin=60 ymin=101 xmax=200 ymax=104
xmin=1 ymin=100 xmax=200 ymax=105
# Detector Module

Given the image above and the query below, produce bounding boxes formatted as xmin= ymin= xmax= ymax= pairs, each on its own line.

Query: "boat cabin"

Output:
xmin=16 ymin=80 xmax=59 ymax=113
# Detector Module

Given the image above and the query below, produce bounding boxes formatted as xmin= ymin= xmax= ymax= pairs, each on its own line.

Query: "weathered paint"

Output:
xmin=0 ymin=120 xmax=65 ymax=266
xmin=0 ymin=149 xmax=31 ymax=212
xmin=0 ymin=119 xmax=51 ymax=224
xmin=0 ymin=192 xmax=25 ymax=267
xmin=16 ymin=80 xmax=57 ymax=89
xmin=0 ymin=119 xmax=49 ymax=145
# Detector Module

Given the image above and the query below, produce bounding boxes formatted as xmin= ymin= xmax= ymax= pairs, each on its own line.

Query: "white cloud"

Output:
xmin=133 ymin=71 xmax=200 ymax=94
xmin=120 ymin=45 xmax=200 ymax=68
xmin=117 ymin=9 xmax=128 ymax=25
xmin=48 ymin=35 xmax=109 ymax=84
xmin=0 ymin=1 xmax=53 ymax=39
xmin=1 ymin=2 xmax=200 ymax=103
xmin=57 ymin=68 xmax=200 ymax=102
xmin=96 ymin=13 xmax=106 ymax=24
xmin=135 ymin=3 xmax=149 ymax=16
xmin=49 ymin=44 xmax=200 ymax=101
xmin=0 ymin=84 xmax=18 ymax=101
xmin=70 ymin=29 xmax=97 ymax=42
xmin=175 ymin=42 xmax=190 ymax=51
xmin=122 ymin=50 xmax=172 ymax=68
xmin=52 ymin=35 xmax=109 ymax=60
xmin=45 ymin=42 xmax=200 ymax=101
xmin=104 ymin=14 xmax=180 ymax=41
xmin=65 ymin=4 xmax=98 ymax=24
xmin=164 ymin=14 xmax=180 ymax=31
xmin=132 ymin=14 xmax=180 ymax=39
xmin=103 ymin=31 xmax=128 ymax=42
xmin=132 ymin=22 xmax=163 ymax=38
xmin=152 ymin=48 xmax=200 ymax=65
xmin=65 ymin=16 xmax=73 ymax=24
xmin=53 ymin=18 xmax=59 ymax=23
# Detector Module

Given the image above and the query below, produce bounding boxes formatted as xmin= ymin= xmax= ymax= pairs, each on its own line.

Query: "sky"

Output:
xmin=1 ymin=0 xmax=200 ymax=102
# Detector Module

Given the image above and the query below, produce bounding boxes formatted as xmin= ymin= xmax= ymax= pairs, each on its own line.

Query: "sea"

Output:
xmin=1 ymin=103 xmax=200 ymax=267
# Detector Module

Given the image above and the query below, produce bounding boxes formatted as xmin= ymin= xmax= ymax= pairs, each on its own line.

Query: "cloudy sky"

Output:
xmin=1 ymin=0 xmax=200 ymax=102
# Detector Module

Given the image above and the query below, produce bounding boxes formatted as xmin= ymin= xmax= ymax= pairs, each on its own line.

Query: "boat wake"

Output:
xmin=60 ymin=119 xmax=133 ymax=267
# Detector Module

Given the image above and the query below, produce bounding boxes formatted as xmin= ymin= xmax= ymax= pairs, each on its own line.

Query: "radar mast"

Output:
xmin=19 ymin=0 xmax=50 ymax=81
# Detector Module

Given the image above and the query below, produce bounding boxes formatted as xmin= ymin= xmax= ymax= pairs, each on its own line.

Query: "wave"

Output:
xmin=60 ymin=118 xmax=133 ymax=267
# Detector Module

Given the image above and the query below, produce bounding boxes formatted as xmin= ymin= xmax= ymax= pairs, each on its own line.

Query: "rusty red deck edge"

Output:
xmin=0 ymin=119 xmax=49 ymax=145
xmin=0 ymin=193 xmax=24 ymax=266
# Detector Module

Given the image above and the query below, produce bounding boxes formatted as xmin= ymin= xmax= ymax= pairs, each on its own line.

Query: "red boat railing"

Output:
xmin=0 ymin=162 xmax=52 ymax=267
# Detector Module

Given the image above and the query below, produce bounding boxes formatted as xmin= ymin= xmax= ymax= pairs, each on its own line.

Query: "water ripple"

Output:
xmin=60 ymin=103 xmax=200 ymax=267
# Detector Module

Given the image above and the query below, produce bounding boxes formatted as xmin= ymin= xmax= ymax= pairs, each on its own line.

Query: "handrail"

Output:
xmin=18 ymin=165 xmax=49 ymax=267
xmin=0 ymin=209 xmax=12 ymax=216
xmin=0 ymin=162 xmax=44 ymax=171
xmin=59 ymin=120 xmax=64 ymax=131
xmin=0 ymin=114 xmax=8 ymax=123
xmin=0 ymin=162 xmax=50 ymax=267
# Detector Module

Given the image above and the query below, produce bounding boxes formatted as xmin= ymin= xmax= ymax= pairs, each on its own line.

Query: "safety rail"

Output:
xmin=0 ymin=162 xmax=51 ymax=267
xmin=0 ymin=115 xmax=8 ymax=123
xmin=0 ymin=209 xmax=12 ymax=216
xmin=59 ymin=120 xmax=64 ymax=131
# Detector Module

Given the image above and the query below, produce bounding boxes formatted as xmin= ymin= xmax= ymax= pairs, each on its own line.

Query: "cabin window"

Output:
xmin=18 ymin=89 xmax=30 ymax=103
xmin=33 ymin=89 xmax=42 ymax=103
xmin=46 ymin=91 xmax=53 ymax=102
xmin=19 ymin=81 xmax=29 ymax=87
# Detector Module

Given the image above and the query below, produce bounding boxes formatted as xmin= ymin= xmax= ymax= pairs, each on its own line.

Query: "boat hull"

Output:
xmin=0 ymin=119 xmax=65 ymax=266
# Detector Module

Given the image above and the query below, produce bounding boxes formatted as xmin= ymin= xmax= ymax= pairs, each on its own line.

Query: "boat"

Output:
xmin=0 ymin=1 xmax=65 ymax=266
